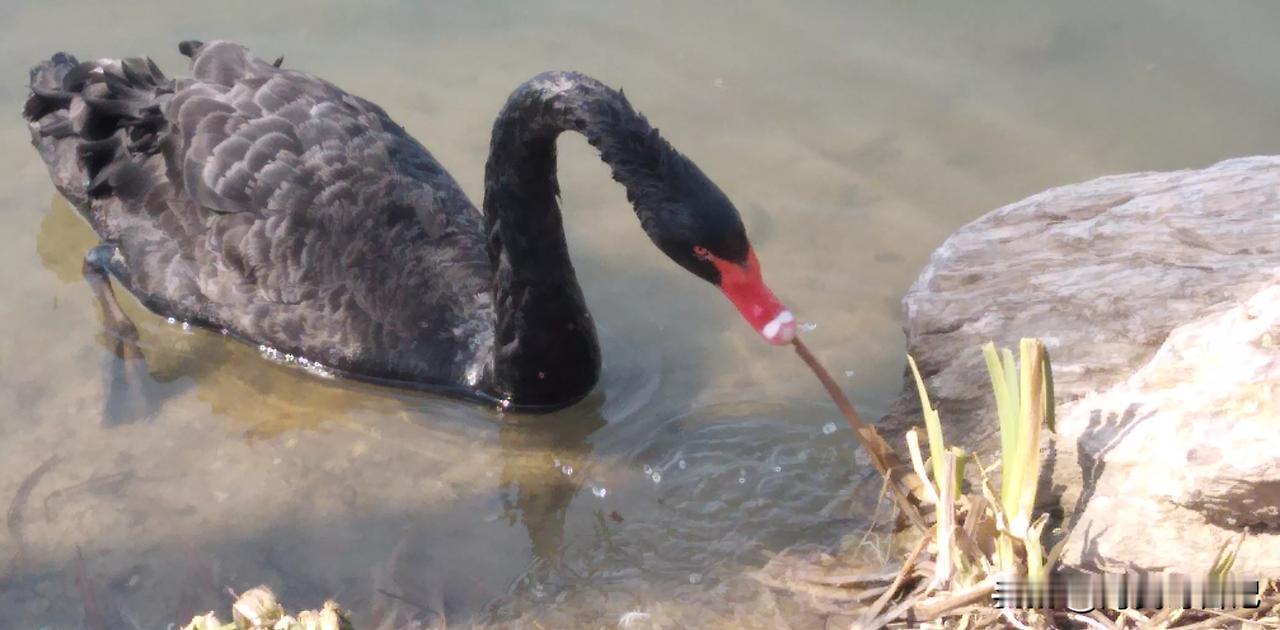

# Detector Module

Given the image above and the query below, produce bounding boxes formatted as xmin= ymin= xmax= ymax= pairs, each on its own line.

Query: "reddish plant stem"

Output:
xmin=792 ymin=337 xmax=927 ymax=532
xmin=74 ymin=547 xmax=106 ymax=630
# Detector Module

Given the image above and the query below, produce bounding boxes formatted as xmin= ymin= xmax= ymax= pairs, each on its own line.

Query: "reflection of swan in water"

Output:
xmin=362 ymin=414 xmax=603 ymax=627
xmin=24 ymin=40 xmax=795 ymax=424
xmin=497 ymin=415 xmax=605 ymax=564
xmin=35 ymin=194 xmax=99 ymax=283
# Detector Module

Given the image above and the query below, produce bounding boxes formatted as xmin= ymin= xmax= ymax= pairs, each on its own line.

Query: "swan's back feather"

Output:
xmin=24 ymin=41 xmax=497 ymax=392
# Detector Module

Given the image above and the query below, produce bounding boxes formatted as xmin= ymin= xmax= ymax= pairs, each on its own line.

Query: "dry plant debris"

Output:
xmin=181 ymin=585 xmax=353 ymax=630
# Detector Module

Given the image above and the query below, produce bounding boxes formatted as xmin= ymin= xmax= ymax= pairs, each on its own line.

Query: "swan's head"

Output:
xmin=633 ymin=151 xmax=795 ymax=346
xmin=580 ymin=89 xmax=794 ymax=345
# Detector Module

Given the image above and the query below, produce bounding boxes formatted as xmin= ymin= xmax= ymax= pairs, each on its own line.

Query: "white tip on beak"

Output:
xmin=761 ymin=310 xmax=796 ymax=344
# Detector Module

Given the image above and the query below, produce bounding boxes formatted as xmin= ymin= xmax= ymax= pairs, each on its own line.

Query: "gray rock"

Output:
xmin=1056 ymin=282 xmax=1279 ymax=573
xmin=883 ymin=155 xmax=1280 ymax=572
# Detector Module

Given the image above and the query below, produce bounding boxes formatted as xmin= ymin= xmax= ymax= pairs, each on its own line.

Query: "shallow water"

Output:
xmin=3 ymin=1 xmax=1280 ymax=627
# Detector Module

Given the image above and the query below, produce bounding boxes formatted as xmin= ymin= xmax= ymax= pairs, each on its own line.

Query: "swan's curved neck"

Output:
xmin=481 ymin=72 xmax=668 ymax=407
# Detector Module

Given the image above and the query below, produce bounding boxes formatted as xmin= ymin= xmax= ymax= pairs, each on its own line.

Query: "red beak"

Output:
xmin=707 ymin=249 xmax=796 ymax=345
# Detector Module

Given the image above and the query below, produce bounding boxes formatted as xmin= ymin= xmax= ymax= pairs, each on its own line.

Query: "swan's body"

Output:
xmin=24 ymin=41 xmax=794 ymax=413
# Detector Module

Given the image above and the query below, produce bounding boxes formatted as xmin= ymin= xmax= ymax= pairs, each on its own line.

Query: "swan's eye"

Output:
xmin=692 ymin=245 xmax=710 ymax=259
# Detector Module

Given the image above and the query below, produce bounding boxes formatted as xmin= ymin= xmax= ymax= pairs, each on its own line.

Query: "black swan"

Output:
xmin=23 ymin=40 xmax=795 ymax=415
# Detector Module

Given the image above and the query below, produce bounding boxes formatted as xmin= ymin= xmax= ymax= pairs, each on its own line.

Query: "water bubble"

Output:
xmin=799 ymin=321 xmax=818 ymax=332
xmin=305 ymin=362 xmax=334 ymax=379
xmin=822 ymin=421 xmax=838 ymax=435
xmin=650 ymin=472 xmax=662 ymax=483
xmin=678 ymin=459 xmax=687 ymax=470
xmin=591 ymin=485 xmax=608 ymax=498
xmin=619 ymin=612 xmax=651 ymax=627
xmin=643 ymin=465 xmax=653 ymax=476
xmin=166 ymin=317 xmax=176 ymax=325
xmin=553 ymin=457 xmax=562 ymax=468
xmin=772 ymin=465 xmax=782 ymax=473
xmin=688 ymin=573 xmax=703 ymax=584
xmin=220 ymin=328 xmax=229 ymax=335
xmin=738 ymin=476 xmax=746 ymax=484
xmin=181 ymin=321 xmax=191 ymax=331
xmin=844 ymin=369 xmax=856 ymax=379
xmin=561 ymin=464 xmax=574 ymax=476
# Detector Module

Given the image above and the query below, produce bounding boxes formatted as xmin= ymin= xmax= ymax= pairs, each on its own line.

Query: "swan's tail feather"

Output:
xmin=178 ymin=40 xmax=204 ymax=59
xmin=24 ymin=53 xmax=171 ymax=210
xmin=23 ymin=52 xmax=77 ymax=121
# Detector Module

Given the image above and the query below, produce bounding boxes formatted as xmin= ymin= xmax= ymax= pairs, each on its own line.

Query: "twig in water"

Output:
xmin=911 ymin=575 xmax=997 ymax=621
xmin=6 ymin=453 xmax=61 ymax=573
xmin=853 ymin=476 xmax=895 ymax=563
xmin=74 ymin=546 xmax=106 ymax=630
xmin=376 ymin=588 xmax=447 ymax=628
xmin=42 ymin=470 xmax=134 ymax=521
xmin=859 ymin=532 xmax=931 ymax=625
xmin=791 ymin=337 xmax=927 ymax=532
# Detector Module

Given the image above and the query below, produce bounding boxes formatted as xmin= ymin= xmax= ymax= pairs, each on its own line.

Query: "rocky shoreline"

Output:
xmin=882 ymin=155 xmax=1280 ymax=574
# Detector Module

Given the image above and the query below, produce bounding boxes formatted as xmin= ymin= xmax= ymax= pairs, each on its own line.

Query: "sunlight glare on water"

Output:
xmin=2 ymin=1 xmax=1280 ymax=627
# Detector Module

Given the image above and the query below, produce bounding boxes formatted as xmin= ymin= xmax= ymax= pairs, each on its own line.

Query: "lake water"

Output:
xmin=3 ymin=1 xmax=1279 ymax=627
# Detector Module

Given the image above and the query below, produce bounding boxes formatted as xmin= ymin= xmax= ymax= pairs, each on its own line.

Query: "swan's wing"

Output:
xmin=159 ymin=42 xmax=493 ymax=377
xmin=159 ymin=41 xmax=487 ymax=304
xmin=167 ymin=41 xmax=472 ymax=224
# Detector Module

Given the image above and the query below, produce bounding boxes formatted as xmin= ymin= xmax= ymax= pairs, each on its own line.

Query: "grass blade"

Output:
xmin=906 ymin=428 xmax=939 ymax=504
xmin=982 ymin=343 xmax=1016 ymax=514
xmin=1011 ymin=339 xmax=1045 ymax=537
xmin=908 ymin=354 xmax=948 ymax=492
xmin=1041 ymin=345 xmax=1056 ymax=433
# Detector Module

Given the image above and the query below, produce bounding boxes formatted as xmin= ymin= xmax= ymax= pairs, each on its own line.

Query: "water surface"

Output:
xmin=3 ymin=1 xmax=1280 ymax=627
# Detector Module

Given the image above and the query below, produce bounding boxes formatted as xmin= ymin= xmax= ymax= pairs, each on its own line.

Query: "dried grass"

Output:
xmin=180 ymin=585 xmax=353 ymax=630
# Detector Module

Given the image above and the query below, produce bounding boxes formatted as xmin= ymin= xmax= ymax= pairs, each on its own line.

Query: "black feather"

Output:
xmin=61 ymin=62 xmax=98 ymax=92
xmin=178 ymin=40 xmax=204 ymax=59
xmin=38 ymin=115 xmax=77 ymax=138
xmin=22 ymin=87 xmax=71 ymax=121
xmin=77 ymin=136 xmax=123 ymax=189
